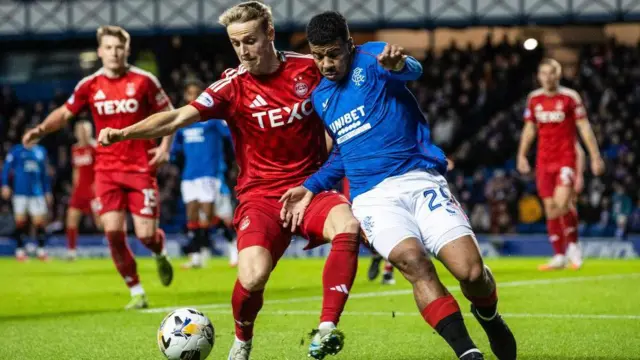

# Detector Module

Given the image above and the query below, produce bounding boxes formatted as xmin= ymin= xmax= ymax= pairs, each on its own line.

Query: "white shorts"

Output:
xmin=181 ymin=177 xmax=220 ymax=204
xmin=214 ymin=194 xmax=233 ymax=221
xmin=352 ymin=169 xmax=474 ymax=259
xmin=12 ymin=195 xmax=48 ymax=217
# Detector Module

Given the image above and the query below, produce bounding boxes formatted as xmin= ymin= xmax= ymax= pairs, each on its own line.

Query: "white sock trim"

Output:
xmin=130 ymin=284 xmax=145 ymax=297
xmin=319 ymin=321 xmax=336 ymax=330
xmin=459 ymin=348 xmax=482 ymax=358
xmin=235 ymin=336 xmax=252 ymax=344
xmin=475 ymin=307 xmax=498 ymax=321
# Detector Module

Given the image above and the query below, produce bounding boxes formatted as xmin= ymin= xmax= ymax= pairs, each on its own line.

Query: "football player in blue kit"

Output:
xmin=1 ymin=141 xmax=52 ymax=261
xmin=280 ymin=11 xmax=516 ymax=360
xmin=172 ymin=81 xmax=236 ymax=268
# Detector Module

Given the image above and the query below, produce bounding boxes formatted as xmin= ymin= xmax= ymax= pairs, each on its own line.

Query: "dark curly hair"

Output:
xmin=306 ymin=11 xmax=350 ymax=46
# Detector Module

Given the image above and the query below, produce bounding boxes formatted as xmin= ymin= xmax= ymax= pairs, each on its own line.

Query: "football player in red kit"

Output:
xmin=517 ymin=58 xmax=604 ymax=270
xmin=98 ymin=2 xmax=360 ymax=359
xmin=66 ymin=121 xmax=102 ymax=260
xmin=23 ymin=25 xmax=174 ymax=309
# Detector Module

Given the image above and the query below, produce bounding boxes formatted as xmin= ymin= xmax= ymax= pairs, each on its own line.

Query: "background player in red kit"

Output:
xmin=517 ymin=58 xmax=605 ymax=271
xmin=98 ymin=2 xmax=360 ymax=359
xmin=66 ymin=120 xmax=102 ymax=260
xmin=22 ymin=25 xmax=175 ymax=309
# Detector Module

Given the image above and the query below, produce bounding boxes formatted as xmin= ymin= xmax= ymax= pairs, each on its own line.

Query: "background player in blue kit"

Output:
xmin=172 ymin=81 xmax=236 ymax=268
xmin=280 ymin=11 xmax=516 ymax=360
xmin=1 ymin=140 xmax=52 ymax=261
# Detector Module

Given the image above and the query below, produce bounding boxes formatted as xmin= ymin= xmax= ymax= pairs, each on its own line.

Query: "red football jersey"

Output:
xmin=71 ymin=143 xmax=96 ymax=190
xmin=65 ymin=66 xmax=171 ymax=173
xmin=524 ymin=86 xmax=586 ymax=170
xmin=190 ymin=52 xmax=327 ymax=202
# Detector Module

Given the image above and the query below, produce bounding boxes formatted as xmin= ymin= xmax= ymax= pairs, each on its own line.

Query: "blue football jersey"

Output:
xmin=303 ymin=42 xmax=446 ymax=199
xmin=1 ymin=144 xmax=51 ymax=196
xmin=171 ymin=120 xmax=230 ymax=180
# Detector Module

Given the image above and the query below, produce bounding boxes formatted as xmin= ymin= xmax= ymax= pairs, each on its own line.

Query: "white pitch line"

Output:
xmin=141 ymin=272 xmax=640 ymax=314
xmin=198 ymin=309 xmax=640 ymax=321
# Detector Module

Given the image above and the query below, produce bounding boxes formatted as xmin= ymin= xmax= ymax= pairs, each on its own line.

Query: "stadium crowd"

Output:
xmin=1 ymin=34 xmax=639 ymax=237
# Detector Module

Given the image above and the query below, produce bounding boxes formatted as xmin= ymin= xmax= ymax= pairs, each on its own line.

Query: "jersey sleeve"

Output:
xmin=189 ymin=75 xmax=236 ymax=122
xmin=302 ymin=146 xmax=346 ymax=194
xmin=523 ymin=96 xmax=535 ymax=122
xmin=65 ymin=79 xmax=91 ymax=115
xmin=39 ymin=149 xmax=52 ymax=194
xmin=170 ymin=129 xmax=184 ymax=160
xmin=568 ymin=92 xmax=587 ymax=121
xmin=145 ymin=75 xmax=172 ymax=112
xmin=215 ymin=121 xmax=232 ymax=138
xmin=1 ymin=147 xmax=16 ymax=187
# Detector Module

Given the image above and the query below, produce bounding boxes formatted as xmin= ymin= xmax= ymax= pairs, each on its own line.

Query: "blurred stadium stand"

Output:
xmin=1 ymin=0 xmax=639 ymax=257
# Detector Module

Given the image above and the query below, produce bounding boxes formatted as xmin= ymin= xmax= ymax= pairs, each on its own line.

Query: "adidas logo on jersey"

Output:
xmin=329 ymin=284 xmax=349 ymax=294
xmin=94 ymin=90 xmax=106 ymax=100
xmin=249 ymin=95 xmax=268 ymax=108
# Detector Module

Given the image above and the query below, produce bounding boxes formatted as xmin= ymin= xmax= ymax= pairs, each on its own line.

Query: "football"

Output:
xmin=157 ymin=308 xmax=215 ymax=360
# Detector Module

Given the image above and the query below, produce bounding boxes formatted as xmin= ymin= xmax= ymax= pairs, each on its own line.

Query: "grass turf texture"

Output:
xmin=1 ymin=257 xmax=639 ymax=359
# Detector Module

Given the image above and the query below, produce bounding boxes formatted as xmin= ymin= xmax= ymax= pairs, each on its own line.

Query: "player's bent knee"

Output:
xmin=456 ymin=261 xmax=485 ymax=284
xmin=326 ymin=205 xmax=360 ymax=237
xmin=237 ymin=246 xmax=273 ymax=291
xmin=237 ymin=263 xmax=271 ymax=291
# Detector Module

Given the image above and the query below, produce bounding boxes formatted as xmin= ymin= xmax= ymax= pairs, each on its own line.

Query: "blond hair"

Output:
xmin=539 ymin=58 xmax=562 ymax=75
xmin=218 ymin=1 xmax=273 ymax=31
xmin=96 ymin=25 xmax=130 ymax=47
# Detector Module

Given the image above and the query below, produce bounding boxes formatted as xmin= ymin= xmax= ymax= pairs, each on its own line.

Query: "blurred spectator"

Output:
xmin=612 ymin=183 xmax=632 ymax=240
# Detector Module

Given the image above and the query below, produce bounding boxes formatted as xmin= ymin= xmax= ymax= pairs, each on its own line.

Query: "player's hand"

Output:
xmin=517 ymin=156 xmax=531 ymax=175
xmin=279 ymin=186 xmax=314 ymax=232
xmin=591 ymin=156 xmax=605 ymax=176
xmin=45 ymin=193 xmax=53 ymax=207
xmin=1 ymin=186 xmax=11 ymax=200
xmin=377 ymin=44 xmax=406 ymax=71
xmin=148 ymin=147 xmax=170 ymax=166
xmin=98 ymin=127 xmax=125 ymax=147
xmin=22 ymin=127 xmax=44 ymax=147
xmin=446 ymin=157 xmax=455 ymax=171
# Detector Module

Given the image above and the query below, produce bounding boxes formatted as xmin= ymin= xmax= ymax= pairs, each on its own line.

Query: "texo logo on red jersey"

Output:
xmin=535 ymin=110 xmax=565 ymax=123
xmin=252 ymin=98 xmax=313 ymax=129
xmin=95 ymin=99 xmax=139 ymax=115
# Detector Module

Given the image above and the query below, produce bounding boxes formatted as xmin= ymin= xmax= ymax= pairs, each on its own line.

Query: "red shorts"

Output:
xmin=69 ymin=189 xmax=98 ymax=215
xmin=233 ymin=190 xmax=350 ymax=266
xmin=536 ymin=166 xmax=576 ymax=199
xmin=94 ymin=171 xmax=159 ymax=218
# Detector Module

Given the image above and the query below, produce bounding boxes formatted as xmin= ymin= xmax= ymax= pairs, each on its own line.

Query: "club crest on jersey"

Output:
xmin=294 ymin=79 xmax=309 ymax=97
xmin=352 ymin=67 xmax=365 ymax=87
xmin=196 ymin=92 xmax=214 ymax=108
xmin=555 ymin=101 xmax=563 ymax=110
xmin=126 ymin=82 xmax=136 ymax=97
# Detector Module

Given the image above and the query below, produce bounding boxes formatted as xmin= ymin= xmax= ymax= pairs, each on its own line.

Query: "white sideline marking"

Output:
xmin=141 ymin=273 xmax=640 ymax=314
xmin=198 ymin=309 xmax=640 ymax=321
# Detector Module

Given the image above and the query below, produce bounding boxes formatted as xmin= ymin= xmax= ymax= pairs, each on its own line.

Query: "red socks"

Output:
xmin=320 ymin=232 xmax=359 ymax=324
xmin=106 ymin=231 xmax=139 ymax=287
xmin=546 ymin=218 xmax=565 ymax=255
xmin=140 ymin=229 xmax=165 ymax=255
xmin=561 ymin=209 xmax=578 ymax=245
xmin=232 ymin=280 xmax=264 ymax=341
xmin=66 ymin=227 xmax=78 ymax=250
xmin=422 ymin=294 xmax=460 ymax=328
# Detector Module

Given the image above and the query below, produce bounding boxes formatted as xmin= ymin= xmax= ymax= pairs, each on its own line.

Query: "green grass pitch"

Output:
xmin=1 ymin=257 xmax=639 ymax=359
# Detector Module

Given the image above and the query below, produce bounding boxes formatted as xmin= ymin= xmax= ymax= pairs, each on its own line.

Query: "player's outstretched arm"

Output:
xmin=377 ymin=43 xmax=423 ymax=81
xmin=516 ymin=121 xmax=537 ymax=175
xmin=22 ymin=105 xmax=74 ymax=147
xmin=576 ymin=119 xmax=605 ymax=176
xmin=99 ymin=105 xmax=201 ymax=146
